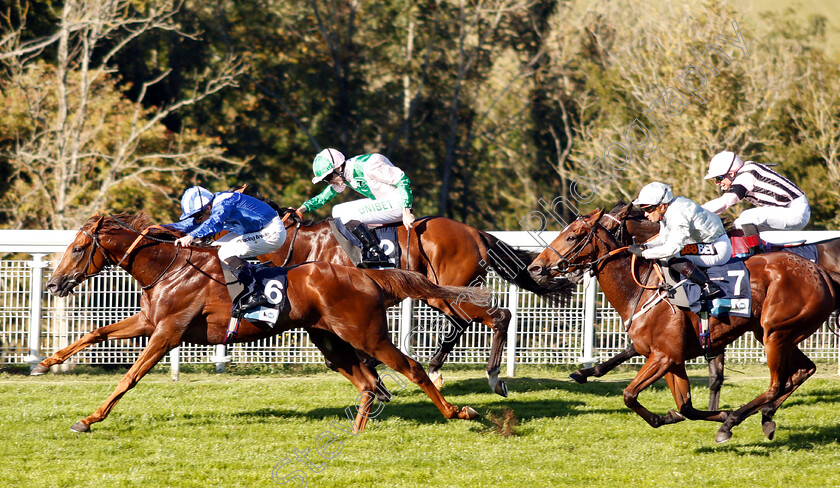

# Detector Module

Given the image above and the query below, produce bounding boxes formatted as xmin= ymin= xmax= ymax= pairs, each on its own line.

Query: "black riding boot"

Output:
xmin=741 ymin=224 xmax=765 ymax=256
xmin=346 ymin=220 xmax=393 ymax=269
xmin=670 ymin=259 xmax=723 ymax=302
xmin=233 ymin=262 xmax=268 ymax=311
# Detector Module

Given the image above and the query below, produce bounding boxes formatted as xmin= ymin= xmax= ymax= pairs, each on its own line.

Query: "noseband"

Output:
xmin=548 ymin=216 xmax=628 ymax=276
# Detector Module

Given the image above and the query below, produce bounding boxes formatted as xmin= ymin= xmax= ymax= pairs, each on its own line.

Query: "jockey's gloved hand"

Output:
xmin=628 ymin=243 xmax=646 ymax=257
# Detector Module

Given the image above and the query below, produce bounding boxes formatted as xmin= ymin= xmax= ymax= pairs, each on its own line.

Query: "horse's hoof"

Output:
xmin=461 ymin=406 xmax=480 ymax=420
xmin=70 ymin=421 xmax=90 ymax=433
xmin=30 ymin=364 xmax=49 ymax=376
xmin=494 ymin=380 xmax=508 ymax=398
xmin=715 ymin=429 xmax=732 ymax=444
xmin=429 ymin=371 xmax=444 ymax=390
xmin=762 ymin=420 xmax=776 ymax=440
xmin=569 ymin=371 xmax=587 ymax=384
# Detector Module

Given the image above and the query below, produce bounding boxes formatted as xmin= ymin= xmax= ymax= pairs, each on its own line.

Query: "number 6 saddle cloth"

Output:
xmin=237 ymin=263 xmax=291 ymax=326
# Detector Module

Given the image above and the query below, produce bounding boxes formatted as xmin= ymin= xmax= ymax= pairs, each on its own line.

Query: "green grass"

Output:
xmin=2 ymin=364 xmax=840 ymax=488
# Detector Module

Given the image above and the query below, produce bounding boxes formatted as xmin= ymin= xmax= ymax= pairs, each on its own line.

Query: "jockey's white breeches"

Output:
xmin=215 ymin=216 xmax=286 ymax=261
xmin=734 ymin=195 xmax=810 ymax=232
xmin=682 ymin=234 xmax=732 ymax=267
xmin=332 ymin=197 xmax=404 ymax=226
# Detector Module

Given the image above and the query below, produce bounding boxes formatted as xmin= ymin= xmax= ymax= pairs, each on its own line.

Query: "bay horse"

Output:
xmin=259 ymin=207 xmax=573 ymax=396
xmin=570 ymin=201 xmax=840 ymax=410
xmin=41 ymin=212 xmax=487 ymax=432
xmin=528 ymin=208 xmax=839 ymax=443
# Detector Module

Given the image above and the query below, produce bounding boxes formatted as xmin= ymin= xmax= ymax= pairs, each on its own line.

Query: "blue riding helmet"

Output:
xmin=180 ymin=186 xmax=214 ymax=219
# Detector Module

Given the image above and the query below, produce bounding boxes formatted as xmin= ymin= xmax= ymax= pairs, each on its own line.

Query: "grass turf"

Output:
xmin=2 ymin=363 xmax=839 ymax=488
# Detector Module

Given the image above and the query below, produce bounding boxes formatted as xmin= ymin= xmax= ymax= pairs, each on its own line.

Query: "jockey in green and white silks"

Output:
xmin=298 ymin=148 xmax=415 ymax=229
xmin=296 ymin=148 xmax=415 ymax=268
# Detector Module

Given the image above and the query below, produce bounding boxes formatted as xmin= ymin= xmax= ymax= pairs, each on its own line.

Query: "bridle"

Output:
xmin=546 ymin=215 xmax=629 ymax=276
xmin=73 ymin=215 xmax=182 ymax=290
xmin=279 ymin=209 xmax=303 ymax=267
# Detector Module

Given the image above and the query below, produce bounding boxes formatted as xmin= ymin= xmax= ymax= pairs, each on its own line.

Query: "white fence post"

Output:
xmin=399 ymin=298 xmax=413 ymax=355
xmin=578 ymin=276 xmax=597 ymax=366
xmin=25 ymin=254 xmax=47 ymax=371
xmin=170 ymin=346 xmax=181 ymax=381
xmin=212 ymin=344 xmax=229 ymax=373
xmin=506 ymin=283 xmax=519 ymax=377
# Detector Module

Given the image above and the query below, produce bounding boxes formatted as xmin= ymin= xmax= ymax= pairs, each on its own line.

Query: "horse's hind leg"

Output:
xmin=308 ymin=329 xmax=382 ymax=432
xmin=758 ymin=347 xmax=815 ymax=440
xmin=71 ymin=326 xmax=180 ymax=432
xmin=32 ymin=314 xmax=153 ymax=375
xmin=570 ymin=343 xmax=638 ymax=384
xmin=708 ymin=352 xmax=725 ymax=411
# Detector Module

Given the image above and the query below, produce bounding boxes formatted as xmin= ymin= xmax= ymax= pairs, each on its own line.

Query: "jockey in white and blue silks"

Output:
xmin=629 ymin=182 xmax=731 ymax=301
xmin=166 ymin=186 xmax=286 ymax=309
xmin=296 ymin=148 xmax=415 ymax=268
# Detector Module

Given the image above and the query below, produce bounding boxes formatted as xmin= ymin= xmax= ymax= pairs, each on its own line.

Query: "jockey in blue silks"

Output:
xmin=165 ymin=186 xmax=286 ymax=310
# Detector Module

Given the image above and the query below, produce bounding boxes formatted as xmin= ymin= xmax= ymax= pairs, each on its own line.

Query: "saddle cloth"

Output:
xmin=662 ymin=258 xmax=752 ymax=318
xmin=239 ymin=264 xmax=290 ymax=326
xmin=329 ymin=218 xmax=401 ymax=268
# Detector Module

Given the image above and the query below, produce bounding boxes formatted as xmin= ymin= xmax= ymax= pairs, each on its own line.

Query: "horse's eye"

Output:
xmin=566 ymin=235 xmax=578 ymax=242
xmin=73 ymin=246 xmax=83 ymax=253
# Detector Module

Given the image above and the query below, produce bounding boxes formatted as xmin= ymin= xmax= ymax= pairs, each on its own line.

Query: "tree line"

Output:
xmin=1 ymin=0 xmax=838 ymax=231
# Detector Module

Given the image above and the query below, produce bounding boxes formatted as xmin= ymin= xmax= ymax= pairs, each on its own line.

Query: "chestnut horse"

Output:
xmin=528 ymin=208 xmax=839 ymax=443
xmin=259 ymin=208 xmax=573 ymax=396
xmin=569 ymin=202 xmax=840 ymax=410
xmin=41 ymin=212 xmax=486 ymax=432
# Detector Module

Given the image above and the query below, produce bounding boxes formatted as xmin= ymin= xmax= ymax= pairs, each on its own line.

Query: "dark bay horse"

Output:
xmin=528 ymin=208 xmax=839 ymax=443
xmin=260 ymin=208 xmax=573 ymax=396
xmin=570 ymin=202 xmax=840 ymax=410
xmin=41 ymin=212 xmax=487 ymax=432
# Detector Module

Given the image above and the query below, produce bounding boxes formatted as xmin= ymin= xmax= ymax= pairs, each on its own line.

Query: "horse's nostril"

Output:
xmin=528 ymin=265 xmax=542 ymax=275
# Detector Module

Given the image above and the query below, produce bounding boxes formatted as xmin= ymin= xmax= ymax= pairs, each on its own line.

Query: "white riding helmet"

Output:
xmin=633 ymin=182 xmax=674 ymax=207
xmin=180 ymin=186 xmax=214 ymax=219
xmin=311 ymin=148 xmax=346 ymax=184
xmin=704 ymin=151 xmax=744 ymax=179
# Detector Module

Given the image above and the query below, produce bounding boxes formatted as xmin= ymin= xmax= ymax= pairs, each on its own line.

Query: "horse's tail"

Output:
xmin=477 ymin=231 xmax=575 ymax=301
xmin=365 ymin=268 xmax=492 ymax=309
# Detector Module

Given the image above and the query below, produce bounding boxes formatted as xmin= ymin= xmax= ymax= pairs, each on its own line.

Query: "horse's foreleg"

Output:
xmin=32 ymin=314 xmax=152 ymax=375
xmin=484 ymin=309 xmax=511 ymax=397
xmin=707 ymin=352 xmax=725 ymax=410
xmin=71 ymin=327 xmax=181 ymax=433
xmin=426 ymin=314 xmax=470 ymax=390
xmin=570 ymin=343 xmax=639 ymax=384
xmin=623 ymin=354 xmax=685 ymax=428
xmin=663 ymin=366 xmax=729 ymax=423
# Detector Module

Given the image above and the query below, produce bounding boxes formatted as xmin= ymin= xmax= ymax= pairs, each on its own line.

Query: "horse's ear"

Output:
xmin=612 ymin=202 xmax=632 ymax=220
xmin=589 ymin=208 xmax=605 ymax=224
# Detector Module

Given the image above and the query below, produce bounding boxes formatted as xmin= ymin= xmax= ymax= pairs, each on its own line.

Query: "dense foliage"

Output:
xmin=1 ymin=0 xmax=838 ymax=230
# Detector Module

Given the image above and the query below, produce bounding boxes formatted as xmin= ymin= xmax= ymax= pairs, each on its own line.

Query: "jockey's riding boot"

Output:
xmin=670 ymin=260 xmax=724 ymax=302
xmin=741 ymin=224 xmax=765 ymax=256
xmin=346 ymin=220 xmax=394 ymax=269
xmin=233 ymin=262 xmax=269 ymax=311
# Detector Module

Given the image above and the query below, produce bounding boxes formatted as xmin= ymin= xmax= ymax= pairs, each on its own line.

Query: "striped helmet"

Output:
xmin=179 ymin=186 xmax=213 ymax=219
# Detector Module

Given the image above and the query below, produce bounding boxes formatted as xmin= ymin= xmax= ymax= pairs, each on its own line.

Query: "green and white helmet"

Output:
xmin=311 ymin=148 xmax=346 ymax=184
xmin=633 ymin=182 xmax=674 ymax=207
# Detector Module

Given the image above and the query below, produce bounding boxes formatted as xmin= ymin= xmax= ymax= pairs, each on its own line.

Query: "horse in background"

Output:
xmin=260 ymin=206 xmax=574 ymax=397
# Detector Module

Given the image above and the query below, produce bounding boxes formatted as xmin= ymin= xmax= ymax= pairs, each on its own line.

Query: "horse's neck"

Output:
xmin=109 ymin=234 xmax=205 ymax=288
xmin=299 ymin=221 xmax=353 ymax=265
xmin=595 ymin=254 xmax=644 ymax=321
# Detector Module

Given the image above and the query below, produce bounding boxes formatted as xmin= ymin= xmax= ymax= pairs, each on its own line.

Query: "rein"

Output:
xmin=280 ymin=211 xmax=302 ymax=267
xmin=99 ymin=214 xmax=183 ymax=290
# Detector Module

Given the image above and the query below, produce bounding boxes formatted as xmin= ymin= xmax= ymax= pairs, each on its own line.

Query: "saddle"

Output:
xmin=328 ymin=218 xmax=401 ymax=268
xmin=226 ymin=264 xmax=291 ymax=343
xmin=659 ymin=259 xmax=751 ymax=319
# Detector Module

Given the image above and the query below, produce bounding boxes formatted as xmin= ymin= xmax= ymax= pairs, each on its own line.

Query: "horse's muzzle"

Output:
xmin=46 ymin=275 xmax=79 ymax=297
